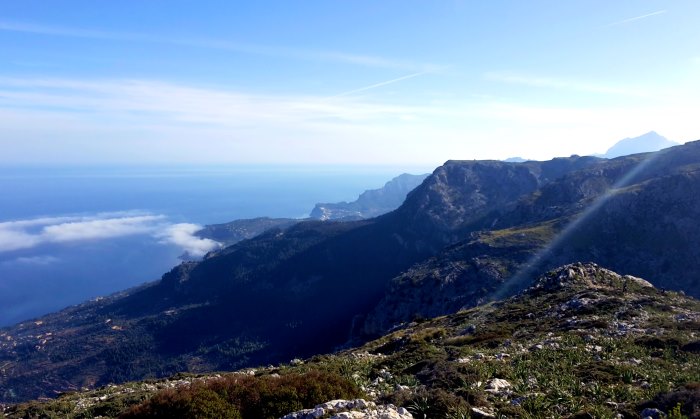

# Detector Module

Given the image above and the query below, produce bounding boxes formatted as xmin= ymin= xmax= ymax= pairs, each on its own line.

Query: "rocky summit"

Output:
xmin=3 ymin=263 xmax=698 ymax=418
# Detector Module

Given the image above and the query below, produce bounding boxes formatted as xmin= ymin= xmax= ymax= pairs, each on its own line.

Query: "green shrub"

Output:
xmin=121 ymin=370 xmax=360 ymax=419
xmin=121 ymin=386 xmax=240 ymax=418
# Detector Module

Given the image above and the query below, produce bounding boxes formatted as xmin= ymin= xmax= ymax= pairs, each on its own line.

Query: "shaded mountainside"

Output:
xmin=3 ymin=142 xmax=700 ymax=404
xmin=364 ymin=142 xmax=700 ymax=336
xmin=5 ymin=264 xmax=699 ymax=418
xmin=310 ymin=173 xmax=429 ymax=221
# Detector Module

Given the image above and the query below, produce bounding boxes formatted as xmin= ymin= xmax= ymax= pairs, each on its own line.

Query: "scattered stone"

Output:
xmin=461 ymin=324 xmax=477 ymax=335
xmin=351 ymin=351 xmax=386 ymax=360
xmin=282 ymin=399 xmax=412 ymax=419
xmin=623 ymin=275 xmax=654 ymax=288
xmin=484 ymin=378 xmax=512 ymax=394
xmin=470 ymin=407 xmax=496 ymax=418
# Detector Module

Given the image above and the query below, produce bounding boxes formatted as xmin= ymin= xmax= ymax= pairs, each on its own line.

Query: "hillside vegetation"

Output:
xmin=4 ymin=264 xmax=698 ymax=418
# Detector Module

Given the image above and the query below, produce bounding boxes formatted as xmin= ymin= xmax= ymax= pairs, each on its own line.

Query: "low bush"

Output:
xmin=121 ymin=370 xmax=361 ymax=419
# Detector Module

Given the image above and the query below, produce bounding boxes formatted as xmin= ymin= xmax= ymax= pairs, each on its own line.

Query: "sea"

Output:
xmin=0 ymin=165 xmax=428 ymax=327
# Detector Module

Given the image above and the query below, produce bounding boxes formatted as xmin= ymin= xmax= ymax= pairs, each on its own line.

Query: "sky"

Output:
xmin=1 ymin=0 xmax=699 ymax=166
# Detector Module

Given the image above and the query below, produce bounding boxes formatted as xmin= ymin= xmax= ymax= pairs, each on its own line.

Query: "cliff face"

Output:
xmin=3 ymin=142 xmax=700 ymax=403
xmin=386 ymin=157 xmax=602 ymax=251
xmin=309 ymin=173 xmax=429 ymax=221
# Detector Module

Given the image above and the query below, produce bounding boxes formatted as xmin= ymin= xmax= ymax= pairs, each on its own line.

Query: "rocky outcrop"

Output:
xmin=392 ymin=156 xmax=602 ymax=245
xmin=281 ymin=399 xmax=413 ymax=419
xmin=529 ymin=262 xmax=654 ymax=293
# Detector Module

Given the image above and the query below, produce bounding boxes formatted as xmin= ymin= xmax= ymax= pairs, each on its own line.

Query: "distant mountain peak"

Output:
xmin=603 ymin=131 xmax=679 ymax=159
xmin=309 ymin=172 xmax=429 ymax=221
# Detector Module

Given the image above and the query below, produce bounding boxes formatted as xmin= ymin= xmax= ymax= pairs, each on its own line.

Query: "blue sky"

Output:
xmin=1 ymin=0 xmax=699 ymax=165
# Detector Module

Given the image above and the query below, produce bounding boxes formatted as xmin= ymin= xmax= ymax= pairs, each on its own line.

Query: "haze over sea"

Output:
xmin=0 ymin=165 xmax=424 ymax=326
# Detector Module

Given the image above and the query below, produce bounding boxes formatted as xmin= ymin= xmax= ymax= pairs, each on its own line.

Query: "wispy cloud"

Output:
xmin=603 ymin=10 xmax=667 ymax=27
xmin=0 ymin=76 xmax=432 ymax=126
xmin=485 ymin=72 xmax=655 ymax=97
xmin=2 ymin=255 xmax=60 ymax=266
xmin=42 ymin=215 xmax=164 ymax=242
xmin=0 ymin=75 xmax=697 ymax=165
xmin=0 ymin=214 xmax=163 ymax=252
xmin=0 ymin=213 xmax=221 ymax=257
xmin=0 ymin=20 xmax=437 ymax=71
xmin=332 ymin=72 xmax=426 ymax=97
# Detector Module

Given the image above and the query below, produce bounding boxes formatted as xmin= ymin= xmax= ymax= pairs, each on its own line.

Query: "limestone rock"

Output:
xmin=280 ymin=399 xmax=412 ymax=419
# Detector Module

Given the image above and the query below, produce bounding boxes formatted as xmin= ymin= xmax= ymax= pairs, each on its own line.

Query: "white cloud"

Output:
xmin=156 ymin=224 xmax=222 ymax=258
xmin=0 ymin=213 xmax=221 ymax=258
xmin=4 ymin=255 xmax=60 ymax=266
xmin=41 ymin=215 xmax=164 ymax=242
xmin=0 ymin=76 xmax=430 ymax=126
xmin=0 ymin=214 xmax=162 ymax=251
xmin=0 ymin=75 xmax=697 ymax=165
xmin=0 ymin=228 xmax=41 ymax=252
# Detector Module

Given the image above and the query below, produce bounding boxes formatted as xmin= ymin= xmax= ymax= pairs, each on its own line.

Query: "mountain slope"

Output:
xmin=5 ymin=264 xmax=699 ymax=418
xmin=4 ymin=142 xmax=700 ymax=403
xmin=0 ymin=156 xmax=598 ymax=403
xmin=364 ymin=142 xmax=700 ymax=336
